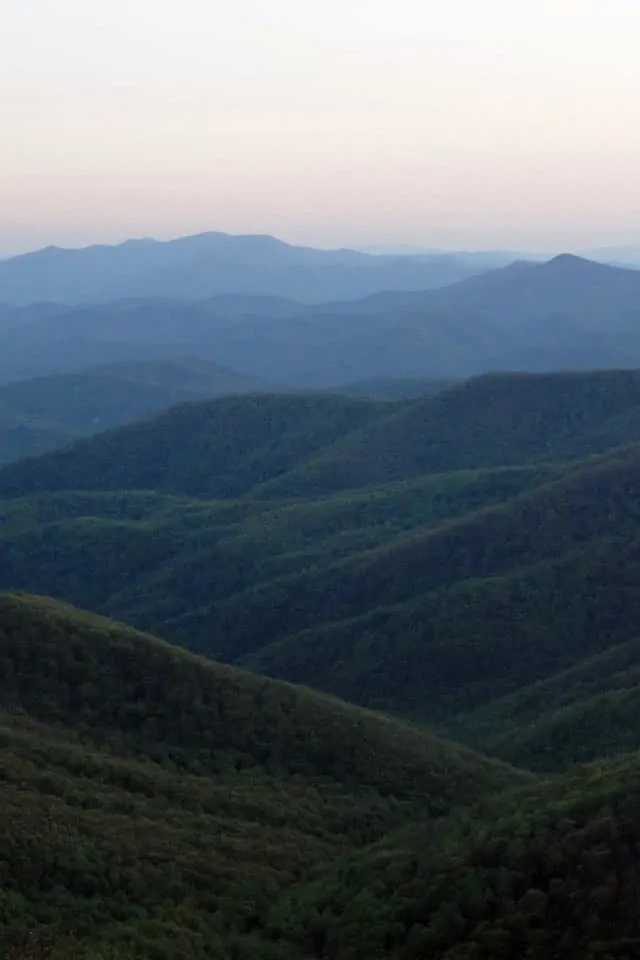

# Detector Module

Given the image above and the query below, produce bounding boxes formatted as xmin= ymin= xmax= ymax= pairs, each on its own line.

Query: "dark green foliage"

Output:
xmin=0 ymin=463 xmax=551 ymax=641
xmin=0 ymin=392 xmax=389 ymax=498
xmin=4 ymin=371 xmax=640 ymax=775
xmin=272 ymin=751 xmax=640 ymax=959
xmin=0 ymin=593 xmax=520 ymax=958
xmin=0 ymin=593 xmax=516 ymax=806
xmin=447 ymin=638 xmax=640 ymax=770
xmin=255 ymin=368 xmax=640 ymax=498
xmin=2 ymin=603 xmax=640 ymax=959
xmin=6 ymin=370 xmax=640 ymax=502
xmin=5 ymin=362 xmax=640 ymax=956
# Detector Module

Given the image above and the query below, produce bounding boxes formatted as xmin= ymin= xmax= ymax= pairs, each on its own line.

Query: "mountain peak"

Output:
xmin=545 ymin=253 xmax=599 ymax=269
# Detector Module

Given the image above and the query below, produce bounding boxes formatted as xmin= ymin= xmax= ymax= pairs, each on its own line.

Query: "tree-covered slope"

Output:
xmin=2 ymin=440 xmax=640 ymax=771
xmin=0 ymin=593 xmax=520 ymax=959
xmin=0 ymin=392 xmax=391 ymax=499
xmin=0 ymin=463 xmax=557 ymax=647
xmin=3 ymin=372 xmax=640 ymax=774
xmin=4 ymin=369 xmax=640 ymax=502
xmin=205 ymin=443 xmax=640 ymax=662
xmin=256 ymin=369 xmax=640 ymax=498
xmin=0 ymin=358 xmax=268 ymax=465
xmin=272 ymin=751 xmax=640 ymax=959
xmin=447 ymin=637 xmax=640 ymax=771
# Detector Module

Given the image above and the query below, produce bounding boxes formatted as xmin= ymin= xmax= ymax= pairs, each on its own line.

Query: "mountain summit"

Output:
xmin=423 ymin=252 xmax=640 ymax=322
xmin=0 ymin=231 xmax=502 ymax=305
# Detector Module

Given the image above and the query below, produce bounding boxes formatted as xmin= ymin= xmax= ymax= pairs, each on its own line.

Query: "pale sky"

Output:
xmin=2 ymin=0 xmax=640 ymax=255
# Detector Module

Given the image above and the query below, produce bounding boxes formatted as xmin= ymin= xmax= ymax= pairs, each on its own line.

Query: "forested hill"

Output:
xmin=3 ymin=594 xmax=640 ymax=958
xmin=0 ymin=592 xmax=521 ymax=958
xmin=3 ymin=369 xmax=640 ymax=500
xmin=274 ymin=750 xmax=640 ymax=959
xmin=0 ymin=392 xmax=392 ymax=499
xmin=2 ymin=370 xmax=640 ymax=770
xmin=4 ymin=362 xmax=640 ymax=956
xmin=0 ymin=358 xmax=267 ymax=465
xmin=255 ymin=367 xmax=640 ymax=498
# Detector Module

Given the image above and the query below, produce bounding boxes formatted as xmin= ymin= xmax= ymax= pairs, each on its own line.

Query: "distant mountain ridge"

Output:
xmin=0 ymin=230 xmax=506 ymax=305
xmin=421 ymin=253 xmax=640 ymax=323
xmin=3 ymin=252 xmax=640 ymax=387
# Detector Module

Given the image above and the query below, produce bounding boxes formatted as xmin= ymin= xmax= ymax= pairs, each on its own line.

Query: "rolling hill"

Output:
xmin=0 ymin=358 xmax=268 ymax=465
xmin=255 ymin=368 xmax=640 ymax=498
xmin=3 ymin=370 xmax=640 ymax=500
xmin=4 ymin=360 xmax=640 ymax=956
xmin=0 ymin=592 xmax=520 ymax=958
xmin=0 ymin=391 xmax=391 ymax=498
xmin=446 ymin=636 xmax=640 ymax=771
xmin=3 ymin=371 xmax=640 ymax=775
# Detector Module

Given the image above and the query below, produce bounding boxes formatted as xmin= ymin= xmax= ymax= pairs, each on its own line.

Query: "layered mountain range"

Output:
xmin=3 ymin=236 xmax=640 ymax=391
xmin=3 ymin=232 xmax=640 ymax=958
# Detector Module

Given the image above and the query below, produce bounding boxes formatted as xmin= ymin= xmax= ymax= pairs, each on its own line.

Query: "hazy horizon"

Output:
xmin=3 ymin=0 xmax=640 ymax=257
xmin=3 ymin=229 xmax=640 ymax=264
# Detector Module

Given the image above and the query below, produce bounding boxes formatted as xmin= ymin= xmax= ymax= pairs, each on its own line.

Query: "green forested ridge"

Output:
xmin=3 ymin=594 xmax=640 ymax=960
xmin=3 ymin=367 xmax=640 ymax=956
xmin=0 ymin=463 xmax=554 ymax=630
xmin=254 ymin=368 xmax=640 ymax=498
xmin=0 ymin=358 xmax=267 ymax=466
xmin=0 ymin=593 xmax=521 ymax=959
xmin=3 ymin=369 xmax=640 ymax=502
xmin=0 ymin=392 xmax=391 ymax=499
xmin=2 ymin=374 xmax=640 ymax=771
xmin=446 ymin=637 xmax=640 ymax=770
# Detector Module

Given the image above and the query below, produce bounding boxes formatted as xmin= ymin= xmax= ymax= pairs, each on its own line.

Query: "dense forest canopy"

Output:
xmin=3 ymin=363 xmax=640 ymax=957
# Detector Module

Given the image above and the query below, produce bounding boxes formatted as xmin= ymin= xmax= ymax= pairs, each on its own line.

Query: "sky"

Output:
xmin=2 ymin=0 xmax=640 ymax=256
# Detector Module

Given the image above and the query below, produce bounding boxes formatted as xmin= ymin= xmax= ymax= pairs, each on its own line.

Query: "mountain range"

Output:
xmin=5 ymin=230 xmax=640 ymax=957
xmin=4 ymin=367 xmax=640 ymax=956
xmin=0 ymin=231 xmax=508 ymax=305
xmin=3 ymin=248 xmax=640 ymax=388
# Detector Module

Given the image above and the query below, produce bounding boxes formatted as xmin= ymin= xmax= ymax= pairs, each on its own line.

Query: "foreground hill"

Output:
xmin=0 ymin=358 xmax=267 ymax=465
xmin=2 ymin=595 xmax=640 ymax=958
xmin=0 ymin=593 xmax=519 ymax=958
xmin=273 ymin=751 xmax=640 ymax=959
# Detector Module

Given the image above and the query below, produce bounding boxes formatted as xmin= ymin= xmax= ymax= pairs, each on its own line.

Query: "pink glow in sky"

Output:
xmin=2 ymin=0 xmax=640 ymax=255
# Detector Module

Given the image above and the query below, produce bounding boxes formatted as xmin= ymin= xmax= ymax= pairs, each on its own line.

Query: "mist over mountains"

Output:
xmin=0 ymin=230 xmax=509 ymax=305
xmin=2 ymin=234 xmax=640 ymax=391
